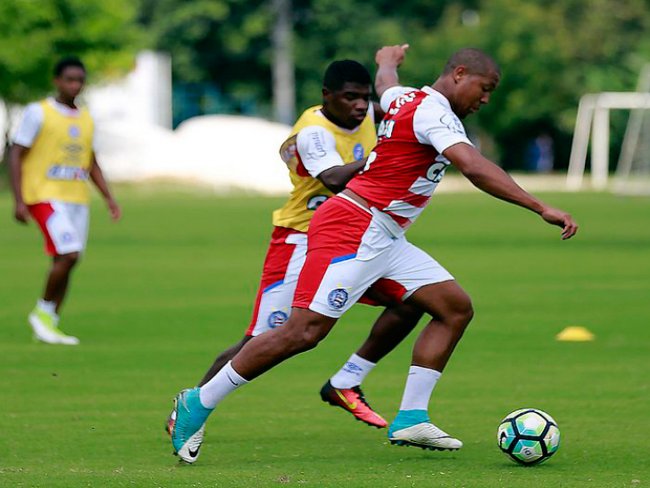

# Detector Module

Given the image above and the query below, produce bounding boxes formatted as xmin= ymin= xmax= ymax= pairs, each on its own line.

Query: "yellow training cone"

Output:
xmin=556 ymin=326 xmax=595 ymax=342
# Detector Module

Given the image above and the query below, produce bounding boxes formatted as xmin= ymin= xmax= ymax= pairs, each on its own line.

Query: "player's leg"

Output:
xmin=237 ymin=307 xmax=339 ymax=376
xmin=166 ymin=262 xmax=296 ymax=432
xmin=190 ymin=278 xmax=291 ymax=389
xmin=388 ymin=280 xmax=473 ymax=451
xmin=197 ymin=336 xmax=251 ymax=387
xmin=165 ymin=335 xmax=251 ymax=437
xmin=168 ymin=227 xmax=306 ymax=447
xmin=198 ymin=227 xmax=305 ymax=385
xmin=408 ymin=281 xmax=474 ymax=372
xmin=166 ymin=337 xmax=251 ymax=437
xmin=316 ymin=197 xmax=419 ymax=421
xmin=194 ymin=233 xmax=303 ymax=385
xmin=171 ymin=308 xmax=338 ymax=462
xmin=44 ymin=252 xmax=80 ymax=312
xmin=354 ymin=302 xmax=423 ymax=364
xmin=375 ymin=238 xmax=471 ymax=450
xmin=171 ymin=307 xmax=335 ymax=463
xmin=170 ymin=196 xmax=383 ymax=462
xmin=321 ymin=301 xmax=423 ymax=428
xmin=27 ymin=202 xmax=86 ymax=345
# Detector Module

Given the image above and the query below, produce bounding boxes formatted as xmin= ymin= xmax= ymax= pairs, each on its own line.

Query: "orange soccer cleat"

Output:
xmin=319 ymin=380 xmax=388 ymax=429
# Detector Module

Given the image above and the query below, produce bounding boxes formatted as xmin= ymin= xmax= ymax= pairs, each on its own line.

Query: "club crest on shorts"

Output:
xmin=327 ymin=288 xmax=349 ymax=310
xmin=267 ymin=310 xmax=288 ymax=328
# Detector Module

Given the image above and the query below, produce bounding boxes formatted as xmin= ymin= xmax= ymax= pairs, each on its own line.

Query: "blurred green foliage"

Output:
xmin=1 ymin=0 xmax=649 ymax=168
xmin=0 ymin=0 xmax=142 ymax=105
xmin=0 ymin=0 xmax=142 ymax=171
xmin=141 ymin=0 xmax=650 ymax=168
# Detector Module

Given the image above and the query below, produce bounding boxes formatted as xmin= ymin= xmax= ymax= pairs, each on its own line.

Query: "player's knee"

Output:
xmin=299 ymin=324 xmax=329 ymax=351
xmin=284 ymin=318 xmax=329 ymax=352
xmin=450 ymin=296 xmax=474 ymax=330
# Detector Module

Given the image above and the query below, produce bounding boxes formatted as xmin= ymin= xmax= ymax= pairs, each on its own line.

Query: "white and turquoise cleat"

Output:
xmin=388 ymin=410 xmax=462 ymax=451
xmin=170 ymin=387 xmax=213 ymax=463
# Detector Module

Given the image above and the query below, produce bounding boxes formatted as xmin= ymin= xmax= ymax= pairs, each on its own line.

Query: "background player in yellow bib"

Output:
xmin=9 ymin=57 xmax=121 ymax=345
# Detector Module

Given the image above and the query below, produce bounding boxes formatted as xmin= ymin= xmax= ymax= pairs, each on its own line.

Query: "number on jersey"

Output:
xmin=388 ymin=91 xmax=416 ymax=115
xmin=377 ymin=119 xmax=395 ymax=139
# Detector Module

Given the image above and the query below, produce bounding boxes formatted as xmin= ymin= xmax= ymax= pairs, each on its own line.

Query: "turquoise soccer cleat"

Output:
xmin=388 ymin=409 xmax=463 ymax=451
xmin=170 ymin=387 xmax=213 ymax=463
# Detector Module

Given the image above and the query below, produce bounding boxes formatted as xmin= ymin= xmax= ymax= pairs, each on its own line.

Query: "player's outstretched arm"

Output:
xmin=8 ymin=144 xmax=30 ymax=224
xmin=444 ymin=142 xmax=578 ymax=240
xmin=374 ymin=44 xmax=409 ymax=98
xmin=89 ymin=153 xmax=121 ymax=221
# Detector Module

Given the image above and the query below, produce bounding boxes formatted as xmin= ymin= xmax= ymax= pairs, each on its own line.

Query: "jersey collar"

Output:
xmin=47 ymin=97 xmax=81 ymax=117
xmin=420 ymin=86 xmax=453 ymax=111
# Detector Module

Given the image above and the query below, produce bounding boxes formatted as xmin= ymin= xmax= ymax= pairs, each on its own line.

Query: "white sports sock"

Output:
xmin=330 ymin=353 xmax=376 ymax=389
xmin=398 ymin=366 xmax=442 ymax=411
xmin=199 ymin=361 xmax=249 ymax=409
xmin=37 ymin=299 xmax=56 ymax=316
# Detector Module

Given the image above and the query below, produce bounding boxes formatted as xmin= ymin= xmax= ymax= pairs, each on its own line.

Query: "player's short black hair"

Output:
xmin=323 ymin=60 xmax=371 ymax=91
xmin=54 ymin=57 xmax=86 ymax=77
xmin=443 ymin=48 xmax=500 ymax=76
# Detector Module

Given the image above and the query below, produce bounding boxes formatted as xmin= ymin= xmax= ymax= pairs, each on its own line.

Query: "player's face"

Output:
xmin=54 ymin=66 xmax=86 ymax=100
xmin=454 ymin=68 xmax=500 ymax=119
xmin=322 ymin=82 xmax=371 ymax=130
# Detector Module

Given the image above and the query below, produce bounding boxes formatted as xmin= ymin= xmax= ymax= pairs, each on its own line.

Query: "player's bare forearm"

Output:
xmin=89 ymin=156 xmax=121 ymax=221
xmin=374 ymin=44 xmax=409 ymax=98
xmin=317 ymin=158 xmax=367 ymax=193
xmin=445 ymin=143 xmax=578 ymax=239
xmin=445 ymin=143 xmax=544 ymax=212
xmin=466 ymin=160 xmax=545 ymax=213
xmin=375 ymin=65 xmax=401 ymax=99
xmin=9 ymin=144 xmax=30 ymax=223
xmin=9 ymin=145 xmax=26 ymax=203
xmin=89 ymin=156 xmax=112 ymax=199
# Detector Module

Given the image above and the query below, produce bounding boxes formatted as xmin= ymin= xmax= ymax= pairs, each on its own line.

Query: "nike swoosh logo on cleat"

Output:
xmin=334 ymin=390 xmax=357 ymax=410
xmin=188 ymin=447 xmax=200 ymax=458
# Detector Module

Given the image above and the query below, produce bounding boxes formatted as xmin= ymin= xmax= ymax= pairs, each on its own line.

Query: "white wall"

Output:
xmin=88 ymin=51 xmax=292 ymax=194
xmin=95 ymin=115 xmax=292 ymax=194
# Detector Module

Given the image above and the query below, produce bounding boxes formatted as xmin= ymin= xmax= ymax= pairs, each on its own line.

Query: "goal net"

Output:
xmin=613 ymin=66 xmax=650 ymax=195
xmin=567 ymin=65 xmax=650 ymax=193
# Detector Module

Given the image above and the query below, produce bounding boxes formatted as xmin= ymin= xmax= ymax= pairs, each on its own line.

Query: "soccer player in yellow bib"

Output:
xmin=9 ymin=57 xmax=121 ymax=345
xmin=169 ymin=59 xmax=429 ymax=463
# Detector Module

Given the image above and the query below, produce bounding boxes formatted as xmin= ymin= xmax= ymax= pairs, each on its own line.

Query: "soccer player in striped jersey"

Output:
xmin=169 ymin=44 xmax=578 ymax=462
xmin=9 ymin=57 xmax=121 ymax=345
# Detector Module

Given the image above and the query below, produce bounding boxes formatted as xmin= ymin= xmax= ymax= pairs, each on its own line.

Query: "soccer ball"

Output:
xmin=496 ymin=408 xmax=560 ymax=465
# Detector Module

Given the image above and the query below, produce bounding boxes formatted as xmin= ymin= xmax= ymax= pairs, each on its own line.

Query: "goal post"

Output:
xmin=566 ymin=91 xmax=650 ymax=191
xmin=614 ymin=65 xmax=650 ymax=195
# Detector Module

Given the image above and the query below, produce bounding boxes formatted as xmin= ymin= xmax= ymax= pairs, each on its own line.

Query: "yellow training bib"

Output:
xmin=272 ymin=106 xmax=376 ymax=232
xmin=21 ymin=100 xmax=94 ymax=205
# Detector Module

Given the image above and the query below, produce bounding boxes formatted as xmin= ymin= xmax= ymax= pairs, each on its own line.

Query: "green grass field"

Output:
xmin=1 ymin=188 xmax=649 ymax=487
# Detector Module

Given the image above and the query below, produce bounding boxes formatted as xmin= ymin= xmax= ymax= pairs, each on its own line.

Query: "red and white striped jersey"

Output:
xmin=347 ymin=86 xmax=472 ymax=235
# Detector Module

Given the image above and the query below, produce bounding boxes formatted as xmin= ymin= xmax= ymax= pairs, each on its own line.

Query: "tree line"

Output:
xmin=2 ymin=0 xmax=649 ymax=169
